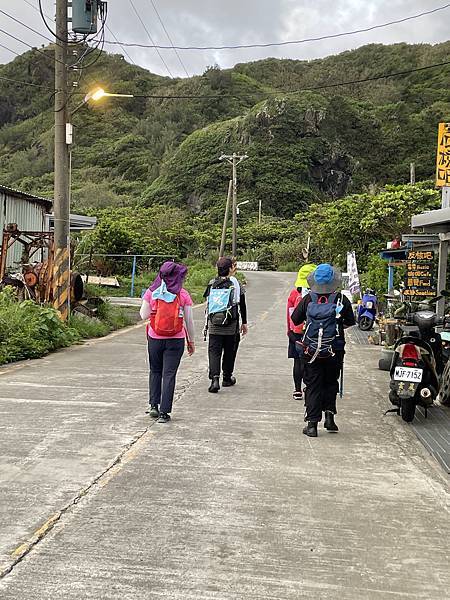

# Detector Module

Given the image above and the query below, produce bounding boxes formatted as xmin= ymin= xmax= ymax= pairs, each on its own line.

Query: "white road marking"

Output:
xmin=0 ymin=397 xmax=117 ymax=407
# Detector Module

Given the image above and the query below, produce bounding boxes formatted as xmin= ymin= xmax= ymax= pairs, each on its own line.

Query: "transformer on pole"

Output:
xmin=72 ymin=0 xmax=101 ymax=34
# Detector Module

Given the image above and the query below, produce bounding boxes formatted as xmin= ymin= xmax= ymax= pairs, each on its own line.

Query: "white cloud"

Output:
xmin=0 ymin=0 xmax=448 ymax=78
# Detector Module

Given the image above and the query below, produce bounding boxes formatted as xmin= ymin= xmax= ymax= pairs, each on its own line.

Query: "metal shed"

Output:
xmin=0 ymin=185 xmax=52 ymax=268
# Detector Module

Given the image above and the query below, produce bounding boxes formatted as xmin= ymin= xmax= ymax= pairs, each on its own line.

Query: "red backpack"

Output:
xmin=150 ymin=296 xmax=184 ymax=336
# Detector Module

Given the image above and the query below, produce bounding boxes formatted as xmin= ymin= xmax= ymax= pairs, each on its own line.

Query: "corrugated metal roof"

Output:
xmin=0 ymin=185 xmax=52 ymax=208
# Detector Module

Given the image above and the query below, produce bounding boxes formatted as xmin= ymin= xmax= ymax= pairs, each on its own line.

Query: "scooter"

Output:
xmin=388 ymin=307 xmax=443 ymax=422
xmin=357 ymin=289 xmax=377 ymax=331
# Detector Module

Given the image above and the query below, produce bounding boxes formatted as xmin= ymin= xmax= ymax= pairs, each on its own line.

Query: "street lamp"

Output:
xmin=236 ymin=200 xmax=249 ymax=215
xmin=71 ymin=86 xmax=135 ymax=115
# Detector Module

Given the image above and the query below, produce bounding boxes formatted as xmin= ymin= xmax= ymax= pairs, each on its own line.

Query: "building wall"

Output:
xmin=0 ymin=191 xmax=48 ymax=269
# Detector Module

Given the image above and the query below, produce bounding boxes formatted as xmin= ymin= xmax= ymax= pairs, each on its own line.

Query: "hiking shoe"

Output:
xmin=324 ymin=411 xmax=339 ymax=432
xmin=302 ymin=422 xmax=318 ymax=437
xmin=149 ymin=405 xmax=160 ymax=418
xmin=156 ymin=413 xmax=171 ymax=423
xmin=208 ymin=376 xmax=220 ymax=393
xmin=293 ymin=391 xmax=303 ymax=401
xmin=222 ymin=376 xmax=236 ymax=387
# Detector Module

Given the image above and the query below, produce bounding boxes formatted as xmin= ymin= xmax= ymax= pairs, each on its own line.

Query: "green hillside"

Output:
xmin=0 ymin=41 xmax=449 ymax=218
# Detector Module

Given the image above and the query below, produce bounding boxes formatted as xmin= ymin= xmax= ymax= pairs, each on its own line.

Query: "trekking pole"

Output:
xmin=339 ymin=364 xmax=344 ymax=399
xmin=203 ymin=309 xmax=209 ymax=341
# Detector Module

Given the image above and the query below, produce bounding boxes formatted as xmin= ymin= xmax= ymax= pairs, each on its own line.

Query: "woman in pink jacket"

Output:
xmin=140 ymin=262 xmax=195 ymax=423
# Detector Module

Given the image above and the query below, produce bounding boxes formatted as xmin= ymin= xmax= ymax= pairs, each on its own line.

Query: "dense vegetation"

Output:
xmin=0 ymin=41 xmax=448 ymax=214
xmin=0 ymin=41 xmax=449 ymax=288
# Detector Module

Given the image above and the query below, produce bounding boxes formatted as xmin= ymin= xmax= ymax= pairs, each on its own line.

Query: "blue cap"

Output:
xmin=314 ymin=263 xmax=334 ymax=284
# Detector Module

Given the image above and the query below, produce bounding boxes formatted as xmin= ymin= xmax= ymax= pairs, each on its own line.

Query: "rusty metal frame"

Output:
xmin=0 ymin=226 xmax=55 ymax=303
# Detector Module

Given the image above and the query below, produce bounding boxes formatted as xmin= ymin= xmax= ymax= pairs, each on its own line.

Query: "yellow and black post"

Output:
xmin=53 ymin=0 xmax=70 ymax=320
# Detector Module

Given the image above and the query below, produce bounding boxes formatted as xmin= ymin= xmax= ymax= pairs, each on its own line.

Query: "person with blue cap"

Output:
xmin=291 ymin=263 xmax=355 ymax=437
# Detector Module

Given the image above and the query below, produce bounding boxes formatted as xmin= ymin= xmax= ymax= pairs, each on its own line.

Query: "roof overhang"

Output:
xmin=411 ymin=208 xmax=450 ymax=233
xmin=46 ymin=213 xmax=97 ymax=231
xmin=0 ymin=185 xmax=52 ymax=209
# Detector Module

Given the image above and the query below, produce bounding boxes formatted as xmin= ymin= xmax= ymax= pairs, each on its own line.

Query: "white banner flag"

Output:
xmin=346 ymin=251 xmax=361 ymax=296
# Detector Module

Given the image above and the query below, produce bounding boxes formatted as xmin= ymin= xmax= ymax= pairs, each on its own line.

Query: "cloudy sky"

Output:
xmin=1 ymin=0 xmax=449 ymax=78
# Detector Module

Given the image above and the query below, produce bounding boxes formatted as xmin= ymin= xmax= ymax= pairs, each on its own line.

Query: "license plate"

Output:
xmin=394 ymin=367 xmax=423 ymax=382
xmin=366 ymin=301 xmax=373 ymax=309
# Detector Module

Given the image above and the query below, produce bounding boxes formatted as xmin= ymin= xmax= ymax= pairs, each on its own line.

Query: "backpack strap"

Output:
xmin=328 ymin=292 xmax=339 ymax=304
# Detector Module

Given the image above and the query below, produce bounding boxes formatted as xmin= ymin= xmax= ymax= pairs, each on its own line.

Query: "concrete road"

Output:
xmin=0 ymin=272 xmax=449 ymax=599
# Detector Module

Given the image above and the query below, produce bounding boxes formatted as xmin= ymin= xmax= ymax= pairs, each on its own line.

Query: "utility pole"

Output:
xmin=258 ymin=199 xmax=262 ymax=225
xmin=219 ymin=180 xmax=232 ymax=258
xmin=219 ymin=153 xmax=247 ymax=257
xmin=410 ymin=162 xmax=416 ymax=185
xmin=53 ymin=0 xmax=70 ymax=320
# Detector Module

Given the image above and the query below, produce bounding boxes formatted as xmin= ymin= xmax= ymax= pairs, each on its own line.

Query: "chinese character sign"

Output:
xmin=404 ymin=250 xmax=436 ymax=298
xmin=436 ymin=122 xmax=450 ymax=187
xmin=346 ymin=251 xmax=361 ymax=296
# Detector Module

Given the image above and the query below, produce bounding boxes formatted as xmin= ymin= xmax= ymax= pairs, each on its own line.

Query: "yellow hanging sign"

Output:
xmin=436 ymin=122 xmax=450 ymax=187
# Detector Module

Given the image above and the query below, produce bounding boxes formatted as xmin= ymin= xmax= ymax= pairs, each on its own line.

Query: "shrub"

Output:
xmin=0 ymin=288 xmax=77 ymax=364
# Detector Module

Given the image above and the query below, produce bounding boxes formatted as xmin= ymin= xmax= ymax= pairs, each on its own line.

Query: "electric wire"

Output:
xmin=105 ymin=23 xmax=135 ymax=65
xmin=0 ymin=74 xmax=53 ymax=89
xmin=146 ymin=0 xmax=189 ymax=76
xmin=0 ymin=27 xmax=67 ymax=67
xmin=128 ymin=0 xmax=173 ymax=77
xmin=0 ymin=42 xmax=20 ymax=57
xmin=38 ymin=0 xmax=69 ymax=44
xmin=22 ymin=0 xmax=51 ymax=20
xmin=0 ymin=7 xmax=53 ymax=43
xmin=105 ymin=3 xmax=450 ymax=51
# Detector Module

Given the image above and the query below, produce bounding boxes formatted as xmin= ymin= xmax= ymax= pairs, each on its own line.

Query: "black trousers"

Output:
xmin=208 ymin=334 xmax=237 ymax=379
xmin=148 ymin=337 xmax=185 ymax=414
xmin=293 ymin=358 xmax=304 ymax=392
xmin=303 ymin=354 xmax=342 ymax=423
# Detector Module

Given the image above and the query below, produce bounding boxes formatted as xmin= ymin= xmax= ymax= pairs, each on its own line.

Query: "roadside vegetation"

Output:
xmin=0 ymin=260 xmax=244 ymax=366
xmin=0 ymin=288 xmax=133 ymax=366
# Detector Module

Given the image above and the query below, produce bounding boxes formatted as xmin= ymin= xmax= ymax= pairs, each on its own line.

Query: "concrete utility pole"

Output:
xmin=219 ymin=153 xmax=247 ymax=257
xmin=53 ymin=0 xmax=70 ymax=320
xmin=219 ymin=180 xmax=232 ymax=258
xmin=258 ymin=199 xmax=262 ymax=225
xmin=410 ymin=162 xmax=416 ymax=185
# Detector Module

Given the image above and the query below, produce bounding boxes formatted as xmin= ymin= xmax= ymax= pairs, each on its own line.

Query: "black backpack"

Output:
xmin=207 ymin=277 xmax=238 ymax=327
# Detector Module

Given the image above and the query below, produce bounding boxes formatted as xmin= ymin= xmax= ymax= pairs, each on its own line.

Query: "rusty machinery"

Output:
xmin=0 ymin=223 xmax=84 ymax=306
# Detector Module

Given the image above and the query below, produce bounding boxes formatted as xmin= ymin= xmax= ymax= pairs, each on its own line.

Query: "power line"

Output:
xmin=0 ymin=27 xmax=67 ymax=67
xmin=128 ymin=0 xmax=173 ymax=77
xmin=105 ymin=23 xmax=135 ymax=65
xmin=0 ymin=74 xmax=53 ymax=89
xmin=0 ymin=7 xmax=53 ymax=43
xmin=22 ymin=0 xmax=51 ymax=19
xmin=38 ymin=0 xmax=68 ymax=44
xmin=104 ymin=3 xmax=450 ymax=50
xmin=0 ymin=42 xmax=21 ymax=57
xmin=146 ymin=0 xmax=189 ymax=77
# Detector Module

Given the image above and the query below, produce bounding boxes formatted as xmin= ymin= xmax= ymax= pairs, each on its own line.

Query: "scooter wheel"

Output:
xmin=358 ymin=316 xmax=373 ymax=331
xmin=400 ymin=398 xmax=416 ymax=422
xmin=378 ymin=357 xmax=392 ymax=371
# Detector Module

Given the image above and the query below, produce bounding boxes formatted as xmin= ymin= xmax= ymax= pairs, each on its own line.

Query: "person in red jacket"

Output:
xmin=287 ymin=264 xmax=317 ymax=400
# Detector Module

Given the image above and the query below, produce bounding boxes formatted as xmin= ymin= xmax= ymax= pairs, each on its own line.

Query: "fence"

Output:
xmin=73 ymin=253 xmax=177 ymax=297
